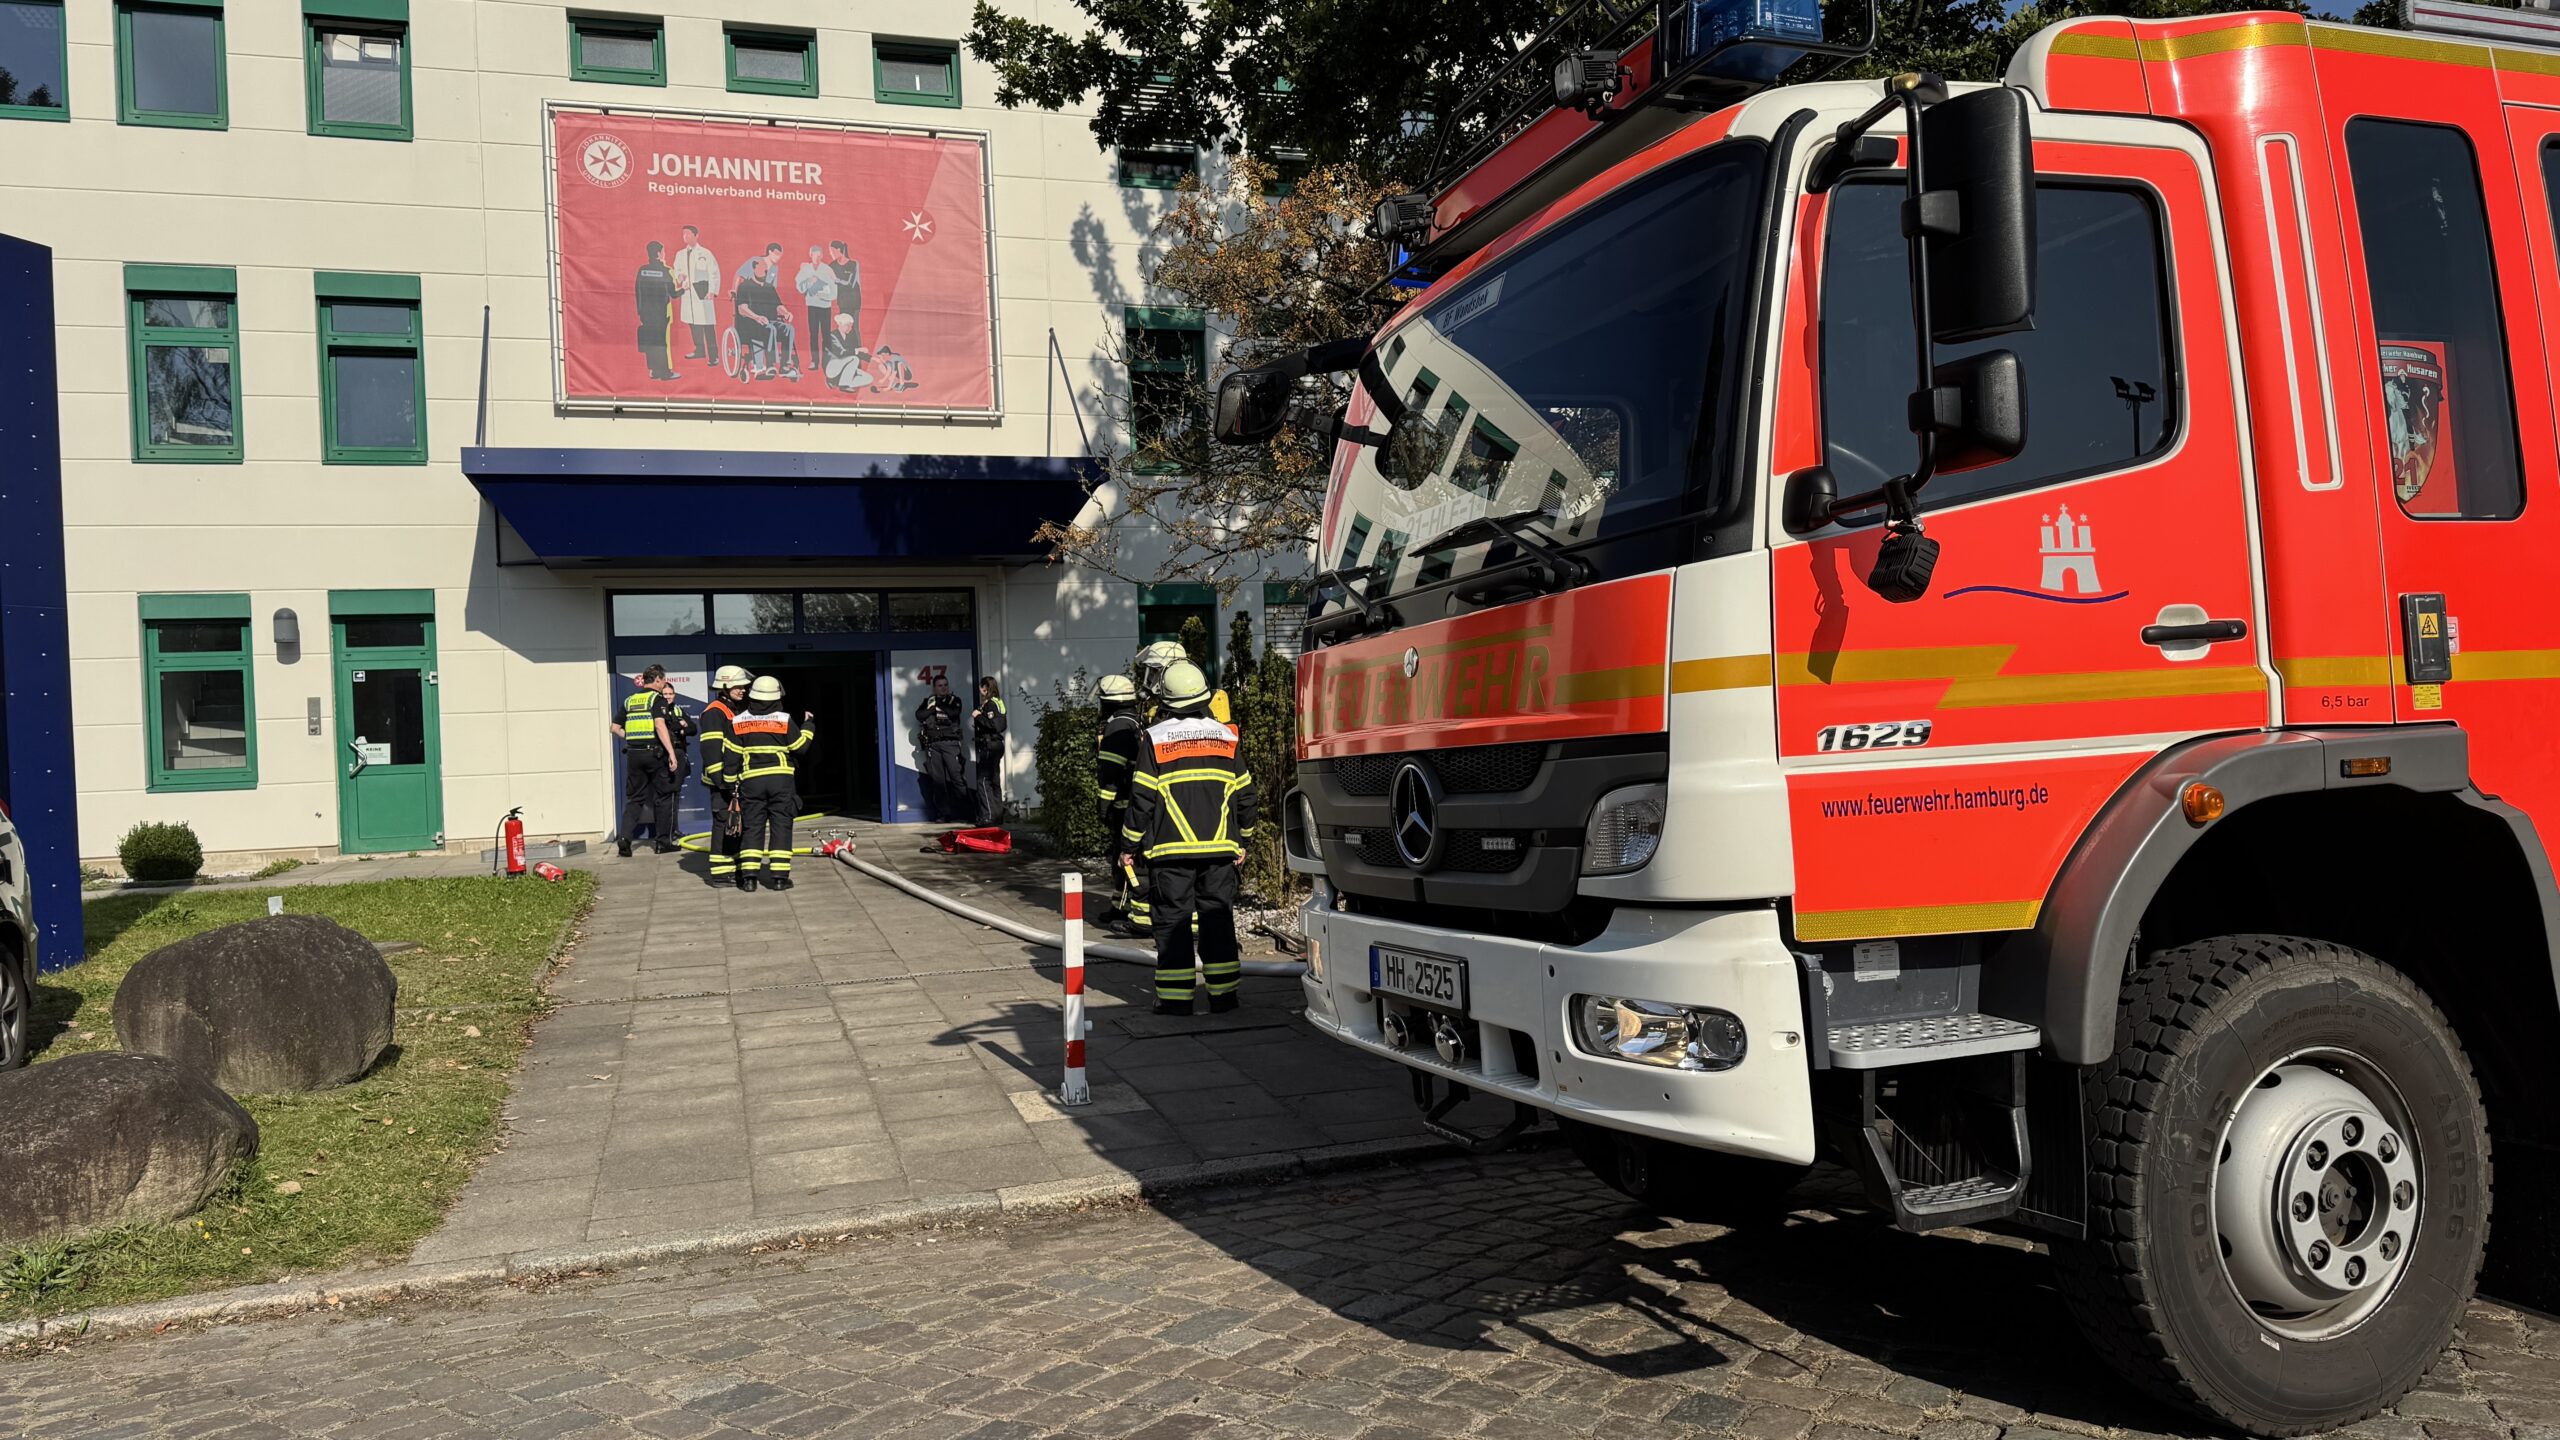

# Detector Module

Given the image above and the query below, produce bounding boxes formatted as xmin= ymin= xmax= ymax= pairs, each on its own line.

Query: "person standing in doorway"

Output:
xmin=612 ymin=665 xmax=679 ymax=858
xmin=915 ymin=673 xmax=968 ymax=822
xmin=634 ymin=242 xmax=678 ymax=381
xmin=1093 ymin=673 xmax=1150 ymax=937
xmin=696 ymin=665 xmax=753 ymax=885
xmin=970 ymin=675 xmax=1008 ymax=826
xmin=1119 ymin=662 xmax=1253 ymax=1014
xmin=794 ymin=244 xmax=838 ymax=374
xmin=672 ymin=225 xmax=720 ymax=365
xmin=727 ymin=675 xmax=814 ymax=891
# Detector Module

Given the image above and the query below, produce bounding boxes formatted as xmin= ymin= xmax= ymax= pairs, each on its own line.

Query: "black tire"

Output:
xmin=2053 ymin=935 xmax=2490 ymax=1436
xmin=0 ymin=941 xmax=28 ymax=1071
xmin=1561 ymin=1117 xmax=1810 ymax=1223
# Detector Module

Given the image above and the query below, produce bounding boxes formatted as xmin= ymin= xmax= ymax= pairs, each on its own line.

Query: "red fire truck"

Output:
xmin=1212 ymin=0 xmax=2560 ymax=1430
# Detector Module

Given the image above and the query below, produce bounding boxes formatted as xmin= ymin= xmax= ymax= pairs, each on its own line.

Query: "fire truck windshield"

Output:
xmin=1322 ymin=141 xmax=1768 ymax=613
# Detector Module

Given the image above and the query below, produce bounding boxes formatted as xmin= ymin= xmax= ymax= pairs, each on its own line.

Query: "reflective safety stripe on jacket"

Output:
xmin=621 ymin=690 xmax=661 ymax=746
xmin=699 ymin=700 xmax=737 ymax=786
xmin=1119 ymin=714 xmax=1256 ymax=862
xmin=728 ymin=705 xmax=813 ymax=778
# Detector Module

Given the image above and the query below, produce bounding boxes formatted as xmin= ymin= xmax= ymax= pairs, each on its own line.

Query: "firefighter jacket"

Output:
xmin=1120 ymin=714 xmax=1256 ymax=863
xmin=698 ymin=699 xmax=738 ymax=790
xmin=917 ymin=692 xmax=965 ymax=745
xmin=1096 ymin=708 xmax=1142 ymax=837
xmin=620 ymin=689 xmax=672 ymax=750
xmin=972 ymin=695 xmax=1007 ymax=757
xmin=728 ymin=703 xmax=814 ymax=779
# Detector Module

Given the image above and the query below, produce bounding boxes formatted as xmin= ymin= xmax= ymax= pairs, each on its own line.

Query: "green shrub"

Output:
xmin=1223 ymin=610 xmax=1254 ymax=694
xmin=1178 ymin=613 xmax=1211 ymax=672
xmin=118 ymin=821 xmax=205 ymax=884
xmin=1238 ymin=632 xmax=1303 ymax=903
xmin=1032 ymin=672 xmax=1109 ymax=858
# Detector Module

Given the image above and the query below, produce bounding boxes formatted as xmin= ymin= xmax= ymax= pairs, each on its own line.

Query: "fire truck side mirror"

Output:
xmin=1214 ymin=365 xmax=1295 ymax=445
xmin=1915 ymin=86 xmax=2037 ymax=345
xmin=1912 ymin=349 xmax=2026 ymax=474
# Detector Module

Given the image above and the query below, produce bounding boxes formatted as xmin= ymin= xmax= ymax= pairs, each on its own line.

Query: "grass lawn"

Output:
xmin=1 ymin=872 xmax=596 ymax=1321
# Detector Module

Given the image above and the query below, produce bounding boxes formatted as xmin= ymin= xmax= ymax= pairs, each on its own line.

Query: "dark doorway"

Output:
xmin=721 ymin=652 xmax=880 ymax=820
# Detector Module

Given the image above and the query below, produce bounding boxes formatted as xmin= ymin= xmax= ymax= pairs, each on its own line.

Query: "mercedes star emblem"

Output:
xmin=1402 ymin=647 xmax=1421 ymax=679
xmin=1390 ymin=760 xmax=1445 ymax=871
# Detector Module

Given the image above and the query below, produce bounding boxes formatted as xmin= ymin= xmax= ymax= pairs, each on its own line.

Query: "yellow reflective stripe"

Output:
xmin=1132 ymin=773 xmax=1167 ymax=792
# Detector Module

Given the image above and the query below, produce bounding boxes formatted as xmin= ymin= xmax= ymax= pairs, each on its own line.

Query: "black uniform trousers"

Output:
xmin=620 ymin=745 xmax=676 ymax=842
xmin=1150 ymin=861 xmax=1241 ymax=1006
xmin=705 ymin=786 xmax=745 ymax=877
xmin=739 ymin=774 xmax=797 ymax=878
xmin=974 ymin=748 xmax=1004 ymax=825
xmin=920 ymin=739 xmax=968 ymax=821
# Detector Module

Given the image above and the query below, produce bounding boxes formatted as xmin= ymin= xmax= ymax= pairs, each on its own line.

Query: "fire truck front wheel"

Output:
xmin=2053 ymin=934 xmax=2489 ymax=1436
xmin=1560 ymin=1117 xmax=1810 ymax=1224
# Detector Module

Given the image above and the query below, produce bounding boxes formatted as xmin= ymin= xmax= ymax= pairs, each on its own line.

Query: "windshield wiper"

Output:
xmin=1410 ymin=507 xmax=1591 ymax=598
xmin=1305 ymin=564 xmax=1397 ymax=648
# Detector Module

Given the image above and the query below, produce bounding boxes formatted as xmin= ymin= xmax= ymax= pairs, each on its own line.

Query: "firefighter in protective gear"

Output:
xmin=915 ymin=674 xmax=969 ymax=821
xmin=614 ymin=665 xmax=680 ymax=858
xmin=1094 ymin=673 xmax=1151 ymax=935
xmin=729 ymin=675 xmax=814 ymax=892
xmin=1136 ymin=639 xmax=1235 ymax=725
xmin=696 ymin=665 xmax=754 ymax=883
xmin=1120 ymin=661 xmax=1255 ymax=1014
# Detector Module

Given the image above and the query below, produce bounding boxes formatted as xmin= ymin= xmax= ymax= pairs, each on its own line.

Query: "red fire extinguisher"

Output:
xmin=498 ymin=806 xmax=527 ymax=879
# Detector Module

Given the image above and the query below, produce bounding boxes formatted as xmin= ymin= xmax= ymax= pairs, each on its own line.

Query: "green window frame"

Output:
xmin=873 ymin=39 xmax=958 ymax=108
xmin=569 ymin=12 xmax=663 ymax=86
xmin=1119 ymin=146 xmax=1196 ymax=190
xmin=304 ymin=2 xmax=411 ymax=141
xmin=139 ymin=593 xmax=258 ymax=794
xmin=725 ymin=25 xmax=815 ymax=97
xmin=0 ymin=1 xmax=70 ymax=122
xmin=316 ymin=272 xmax=426 ymax=465
xmin=1260 ymin=152 xmax=1310 ymax=198
xmin=1126 ymin=307 xmax=1206 ymax=476
xmin=126 ymin=264 xmax=242 ymax=463
xmin=116 ymin=0 xmax=227 ymax=130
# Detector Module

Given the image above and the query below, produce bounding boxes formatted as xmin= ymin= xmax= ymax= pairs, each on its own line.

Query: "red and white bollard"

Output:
xmin=1059 ymin=872 xmax=1091 ymax=1107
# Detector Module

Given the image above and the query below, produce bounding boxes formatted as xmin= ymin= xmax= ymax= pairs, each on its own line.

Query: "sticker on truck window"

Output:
xmin=1815 ymin=720 xmax=1934 ymax=752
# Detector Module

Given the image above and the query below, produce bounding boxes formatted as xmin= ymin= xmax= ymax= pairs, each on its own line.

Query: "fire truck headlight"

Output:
xmin=1582 ymin=783 xmax=1667 ymax=874
xmin=1571 ymin=995 xmax=1747 ymax=1072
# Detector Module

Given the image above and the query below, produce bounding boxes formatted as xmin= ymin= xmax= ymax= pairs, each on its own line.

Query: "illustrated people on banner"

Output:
xmin=829 ymin=241 xmax=861 ymax=349
xmin=732 ymin=255 xmax=800 ymax=383
xmin=795 ymin=244 xmax=838 ymax=374
xmin=671 ymin=224 xmax=720 ymax=366
xmin=634 ymin=241 xmax=679 ymax=381
xmin=823 ymin=312 xmax=871 ymax=393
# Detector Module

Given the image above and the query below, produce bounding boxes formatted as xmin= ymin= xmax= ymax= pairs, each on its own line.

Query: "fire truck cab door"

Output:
xmin=1766 ymin=112 xmax=2270 ymax=945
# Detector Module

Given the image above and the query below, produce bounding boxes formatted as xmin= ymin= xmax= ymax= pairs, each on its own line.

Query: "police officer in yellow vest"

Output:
xmin=613 ymin=664 xmax=680 ymax=859
xmin=727 ymin=675 xmax=814 ymax=892
xmin=1093 ymin=673 xmax=1151 ymax=936
xmin=1120 ymin=661 xmax=1255 ymax=1014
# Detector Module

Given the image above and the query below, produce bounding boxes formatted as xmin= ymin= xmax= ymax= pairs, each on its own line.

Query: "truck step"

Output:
xmin=1895 ymin=1171 xmax=2027 ymax=1219
xmin=1826 ymin=1012 xmax=2040 ymax=1069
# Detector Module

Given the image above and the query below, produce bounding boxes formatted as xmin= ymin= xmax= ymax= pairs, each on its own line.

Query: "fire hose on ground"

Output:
xmin=821 ymin=835 xmax=1307 ymax=979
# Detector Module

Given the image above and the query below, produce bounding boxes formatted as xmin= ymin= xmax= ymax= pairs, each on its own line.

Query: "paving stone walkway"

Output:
xmin=9 ymin=1150 xmax=2548 ymax=1440
xmin=410 ymin=825 xmax=1440 ymax=1264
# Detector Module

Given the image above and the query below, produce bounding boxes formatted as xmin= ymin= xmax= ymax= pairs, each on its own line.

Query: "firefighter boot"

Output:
xmin=737 ymin=870 xmax=757 ymax=892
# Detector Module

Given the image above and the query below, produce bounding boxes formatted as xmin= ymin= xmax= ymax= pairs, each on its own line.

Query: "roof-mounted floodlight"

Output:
xmin=1552 ymin=49 xmax=1626 ymax=117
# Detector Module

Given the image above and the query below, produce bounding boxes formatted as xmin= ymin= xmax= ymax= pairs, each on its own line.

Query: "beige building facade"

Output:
xmin=1 ymin=0 xmax=1296 ymax=864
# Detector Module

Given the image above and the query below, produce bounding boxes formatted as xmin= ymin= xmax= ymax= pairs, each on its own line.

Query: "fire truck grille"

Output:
xmin=1331 ymin=743 xmax=1544 ymax=797
xmin=1350 ymin=830 xmax=1527 ymax=874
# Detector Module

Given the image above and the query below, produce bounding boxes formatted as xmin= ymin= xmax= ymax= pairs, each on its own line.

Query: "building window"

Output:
xmin=874 ymin=40 xmax=958 ymax=108
xmin=610 ymin=591 xmax=704 ymax=636
xmin=712 ymin=592 xmax=795 ymax=634
xmin=569 ymin=12 xmax=662 ymax=86
xmin=117 ymin=0 xmax=226 ymax=129
xmin=802 ymin=592 xmax=881 ymax=632
xmin=316 ymin=274 xmax=425 ymax=464
xmin=1262 ymin=582 xmax=1308 ymax=660
xmin=126 ymin=265 xmax=241 ymax=463
xmin=0 ymin=1 xmax=68 ymax=121
xmin=1126 ymin=308 xmax=1206 ymax=474
xmin=1261 ymin=153 xmax=1310 ymax=197
xmin=887 ymin=592 xmax=971 ymax=633
xmin=306 ymin=6 xmax=410 ymax=141
xmin=1821 ymin=180 xmax=2176 ymax=516
xmin=2352 ymin=120 xmax=2524 ymax=521
xmin=141 ymin=595 xmax=257 ymax=793
xmin=726 ymin=26 xmax=815 ymax=97
xmin=1119 ymin=146 xmax=1196 ymax=190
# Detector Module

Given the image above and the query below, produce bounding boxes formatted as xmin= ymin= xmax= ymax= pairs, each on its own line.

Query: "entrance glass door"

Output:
xmin=333 ymin=612 xmax=442 ymax=853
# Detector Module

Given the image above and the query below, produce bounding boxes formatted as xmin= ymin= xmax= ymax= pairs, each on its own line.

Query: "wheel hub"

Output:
xmin=2217 ymin=1058 xmax=2420 ymax=1338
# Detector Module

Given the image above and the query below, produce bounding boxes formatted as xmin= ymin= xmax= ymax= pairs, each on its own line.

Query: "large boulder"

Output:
xmin=0 ymin=1051 xmax=258 ymax=1247
xmin=112 ymin=914 xmax=397 ymax=1093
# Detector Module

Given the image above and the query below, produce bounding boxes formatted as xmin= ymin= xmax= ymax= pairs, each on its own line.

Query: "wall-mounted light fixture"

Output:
xmin=274 ymin=608 xmax=301 ymax=664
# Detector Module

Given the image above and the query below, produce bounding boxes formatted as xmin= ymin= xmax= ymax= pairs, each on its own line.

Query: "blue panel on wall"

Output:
xmin=463 ymin=448 xmax=1097 ymax=565
xmin=0 ymin=232 xmax=82 ymax=972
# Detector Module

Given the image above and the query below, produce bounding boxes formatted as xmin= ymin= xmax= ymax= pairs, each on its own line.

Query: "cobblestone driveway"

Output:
xmin=6 ymin=1151 xmax=2551 ymax=1440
